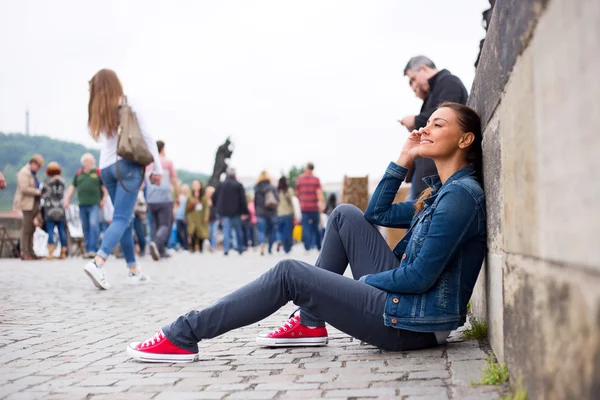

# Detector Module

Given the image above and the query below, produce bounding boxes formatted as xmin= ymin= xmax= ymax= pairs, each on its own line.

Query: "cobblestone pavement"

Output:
xmin=0 ymin=248 xmax=500 ymax=400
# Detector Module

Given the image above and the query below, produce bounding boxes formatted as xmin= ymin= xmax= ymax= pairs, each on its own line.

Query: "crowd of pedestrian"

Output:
xmin=0 ymin=54 xmax=467 ymax=294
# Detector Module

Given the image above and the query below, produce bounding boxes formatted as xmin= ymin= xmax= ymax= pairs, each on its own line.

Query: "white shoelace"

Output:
xmin=141 ymin=331 xmax=164 ymax=348
xmin=271 ymin=316 xmax=299 ymax=334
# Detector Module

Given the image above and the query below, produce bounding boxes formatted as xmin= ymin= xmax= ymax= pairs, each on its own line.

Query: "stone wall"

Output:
xmin=469 ymin=0 xmax=600 ymax=398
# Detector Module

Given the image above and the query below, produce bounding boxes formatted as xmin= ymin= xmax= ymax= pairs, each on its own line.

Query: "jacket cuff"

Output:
xmin=386 ymin=162 xmax=409 ymax=180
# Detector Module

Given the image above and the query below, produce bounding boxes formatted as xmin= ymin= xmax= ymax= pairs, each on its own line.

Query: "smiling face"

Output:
xmin=418 ymin=107 xmax=474 ymax=160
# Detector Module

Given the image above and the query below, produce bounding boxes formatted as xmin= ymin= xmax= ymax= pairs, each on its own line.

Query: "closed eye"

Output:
xmin=434 ymin=124 xmax=442 ymax=127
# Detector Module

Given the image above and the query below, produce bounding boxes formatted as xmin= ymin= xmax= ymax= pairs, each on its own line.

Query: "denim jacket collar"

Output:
xmin=421 ymin=165 xmax=476 ymax=206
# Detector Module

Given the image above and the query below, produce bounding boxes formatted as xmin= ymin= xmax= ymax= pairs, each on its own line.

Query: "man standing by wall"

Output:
xmin=64 ymin=153 xmax=106 ymax=258
xmin=146 ymin=140 xmax=180 ymax=261
xmin=212 ymin=167 xmax=248 ymax=256
xmin=13 ymin=154 xmax=44 ymax=261
xmin=295 ymin=162 xmax=324 ymax=252
xmin=399 ymin=55 xmax=468 ymax=200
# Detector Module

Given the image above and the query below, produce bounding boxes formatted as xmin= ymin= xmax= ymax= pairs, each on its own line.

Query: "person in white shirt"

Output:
xmin=83 ymin=69 xmax=163 ymax=290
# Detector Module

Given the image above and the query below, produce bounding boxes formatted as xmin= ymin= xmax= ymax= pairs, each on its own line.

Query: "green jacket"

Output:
xmin=185 ymin=194 xmax=209 ymax=238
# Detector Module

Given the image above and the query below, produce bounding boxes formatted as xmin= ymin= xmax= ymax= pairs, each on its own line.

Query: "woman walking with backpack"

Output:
xmin=83 ymin=69 xmax=163 ymax=290
xmin=41 ymin=162 xmax=68 ymax=260
xmin=254 ymin=171 xmax=279 ymax=256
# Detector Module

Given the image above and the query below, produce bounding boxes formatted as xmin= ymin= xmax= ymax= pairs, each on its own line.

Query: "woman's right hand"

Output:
xmin=397 ymin=128 xmax=423 ymax=168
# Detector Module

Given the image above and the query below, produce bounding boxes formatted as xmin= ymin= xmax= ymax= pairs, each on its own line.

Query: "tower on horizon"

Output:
xmin=25 ymin=109 xmax=29 ymax=135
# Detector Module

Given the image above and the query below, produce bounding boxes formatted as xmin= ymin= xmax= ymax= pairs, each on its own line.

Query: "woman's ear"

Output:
xmin=459 ymin=132 xmax=475 ymax=149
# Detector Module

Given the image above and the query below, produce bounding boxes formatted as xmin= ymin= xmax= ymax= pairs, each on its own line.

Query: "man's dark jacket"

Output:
xmin=212 ymin=176 xmax=249 ymax=217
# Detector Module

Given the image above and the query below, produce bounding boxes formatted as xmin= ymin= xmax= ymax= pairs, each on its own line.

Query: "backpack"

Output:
xmin=76 ymin=168 xmax=101 ymax=178
xmin=265 ymin=188 xmax=279 ymax=210
xmin=116 ymin=97 xmax=154 ymax=192
xmin=43 ymin=179 xmax=66 ymax=222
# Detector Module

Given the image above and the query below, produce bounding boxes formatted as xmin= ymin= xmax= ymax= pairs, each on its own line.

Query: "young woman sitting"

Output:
xmin=126 ymin=102 xmax=486 ymax=362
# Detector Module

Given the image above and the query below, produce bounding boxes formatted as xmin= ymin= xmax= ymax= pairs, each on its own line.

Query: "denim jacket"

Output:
xmin=363 ymin=162 xmax=486 ymax=332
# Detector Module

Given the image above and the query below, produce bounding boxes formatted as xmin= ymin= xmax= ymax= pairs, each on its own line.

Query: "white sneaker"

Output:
xmin=128 ymin=271 xmax=151 ymax=285
xmin=84 ymin=260 xmax=111 ymax=290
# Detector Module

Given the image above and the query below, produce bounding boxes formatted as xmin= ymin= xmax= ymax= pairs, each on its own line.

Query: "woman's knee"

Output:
xmin=272 ymin=259 xmax=309 ymax=280
xmin=330 ymin=203 xmax=364 ymax=223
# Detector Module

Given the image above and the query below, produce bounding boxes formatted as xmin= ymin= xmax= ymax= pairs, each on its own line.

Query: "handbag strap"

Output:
xmin=116 ymin=160 xmax=144 ymax=193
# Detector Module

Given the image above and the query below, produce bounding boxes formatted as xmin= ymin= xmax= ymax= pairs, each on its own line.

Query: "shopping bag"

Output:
xmin=33 ymin=227 xmax=49 ymax=257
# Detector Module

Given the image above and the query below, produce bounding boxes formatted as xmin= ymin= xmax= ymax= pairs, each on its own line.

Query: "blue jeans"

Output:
xmin=277 ymin=214 xmax=294 ymax=253
xmin=209 ymin=221 xmax=219 ymax=249
xmin=46 ymin=219 xmax=67 ymax=246
xmin=98 ymin=160 xmax=143 ymax=268
xmin=302 ymin=211 xmax=321 ymax=251
xmin=257 ymin=216 xmax=277 ymax=253
xmin=133 ymin=214 xmax=147 ymax=252
xmin=176 ymin=219 xmax=189 ymax=250
xmin=79 ymin=204 xmax=100 ymax=253
xmin=244 ymin=222 xmax=256 ymax=248
xmin=145 ymin=210 xmax=153 ymax=244
xmin=222 ymin=216 xmax=244 ymax=254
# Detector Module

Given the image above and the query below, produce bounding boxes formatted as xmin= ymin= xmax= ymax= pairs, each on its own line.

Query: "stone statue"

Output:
xmin=208 ymin=137 xmax=234 ymax=188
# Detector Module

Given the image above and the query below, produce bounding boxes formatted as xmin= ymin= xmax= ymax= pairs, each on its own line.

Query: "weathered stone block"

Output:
xmin=503 ymin=254 xmax=600 ymax=399
xmin=486 ymin=252 xmax=504 ymax=362
xmin=499 ymin=47 xmax=539 ymax=258
xmin=449 ymin=359 xmax=487 ymax=387
xmin=481 ymin=112 xmax=502 ymax=253
xmin=531 ymin=0 xmax=600 ymax=270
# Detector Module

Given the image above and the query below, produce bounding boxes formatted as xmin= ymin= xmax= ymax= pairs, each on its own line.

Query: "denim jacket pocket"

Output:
xmin=410 ymin=208 xmax=433 ymax=254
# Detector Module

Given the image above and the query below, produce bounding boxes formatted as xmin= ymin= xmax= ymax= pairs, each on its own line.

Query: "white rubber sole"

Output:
xmin=83 ymin=263 xmax=110 ymax=290
xmin=256 ymin=335 xmax=328 ymax=347
xmin=126 ymin=343 xmax=199 ymax=363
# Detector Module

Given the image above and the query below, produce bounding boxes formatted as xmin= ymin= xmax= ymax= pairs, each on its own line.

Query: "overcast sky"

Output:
xmin=0 ymin=0 xmax=488 ymax=182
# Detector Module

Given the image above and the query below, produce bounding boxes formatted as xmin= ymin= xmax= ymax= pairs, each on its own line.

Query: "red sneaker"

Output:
xmin=127 ymin=330 xmax=199 ymax=363
xmin=256 ymin=315 xmax=328 ymax=347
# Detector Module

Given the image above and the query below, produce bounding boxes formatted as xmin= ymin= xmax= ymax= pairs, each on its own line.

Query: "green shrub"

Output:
xmin=479 ymin=354 xmax=509 ymax=385
xmin=462 ymin=319 xmax=488 ymax=340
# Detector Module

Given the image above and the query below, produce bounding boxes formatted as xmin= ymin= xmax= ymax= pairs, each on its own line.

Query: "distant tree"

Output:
xmin=0 ymin=132 xmax=209 ymax=212
xmin=287 ymin=165 xmax=304 ymax=189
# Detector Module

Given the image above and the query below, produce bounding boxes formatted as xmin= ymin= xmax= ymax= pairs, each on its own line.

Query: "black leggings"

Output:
xmin=189 ymin=234 xmax=204 ymax=253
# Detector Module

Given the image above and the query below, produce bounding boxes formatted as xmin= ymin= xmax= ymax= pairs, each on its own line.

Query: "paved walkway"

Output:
xmin=0 ymin=248 xmax=500 ymax=399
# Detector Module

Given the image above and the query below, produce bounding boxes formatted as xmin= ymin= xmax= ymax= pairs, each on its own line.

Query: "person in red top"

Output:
xmin=145 ymin=141 xmax=180 ymax=260
xmin=295 ymin=162 xmax=324 ymax=251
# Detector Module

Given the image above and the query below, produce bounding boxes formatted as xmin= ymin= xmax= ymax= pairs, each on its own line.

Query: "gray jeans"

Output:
xmin=148 ymin=202 xmax=173 ymax=255
xmin=163 ymin=204 xmax=437 ymax=352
